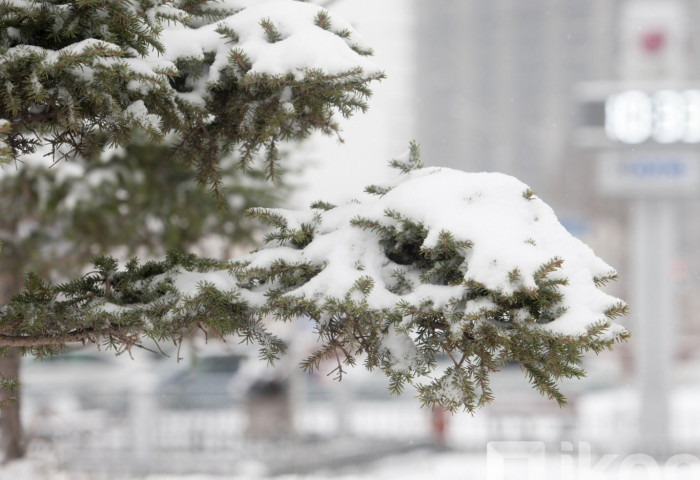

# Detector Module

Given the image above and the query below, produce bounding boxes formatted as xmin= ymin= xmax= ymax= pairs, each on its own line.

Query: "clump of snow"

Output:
xmin=157 ymin=0 xmax=380 ymax=101
xmin=234 ymin=166 xmax=626 ymax=339
xmin=50 ymin=39 xmax=123 ymax=64
xmin=124 ymin=100 xmax=163 ymax=133
xmin=214 ymin=1 xmax=375 ymax=78
xmin=381 ymin=325 xmax=420 ymax=373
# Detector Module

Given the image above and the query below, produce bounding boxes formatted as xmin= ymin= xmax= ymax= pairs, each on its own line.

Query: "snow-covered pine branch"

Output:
xmin=0 ymin=0 xmax=384 ymax=187
xmin=0 ymin=145 xmax=629 ymax=410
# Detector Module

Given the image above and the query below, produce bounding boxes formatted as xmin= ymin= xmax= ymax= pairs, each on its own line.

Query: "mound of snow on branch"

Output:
xmin=241 ymin=165 xmax=625 ymax=339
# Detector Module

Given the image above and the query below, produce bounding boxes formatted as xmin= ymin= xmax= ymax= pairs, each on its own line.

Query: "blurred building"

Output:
xmin=415 ymin=1 xmax=615 ymax=186
xmin=415 ymin=0 xmax=700 ymax=453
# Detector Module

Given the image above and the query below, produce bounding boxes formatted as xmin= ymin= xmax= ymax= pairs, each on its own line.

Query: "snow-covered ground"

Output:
xmin=4 ymin=448 xmax=700 ymax=480
xmin=0 ymin=451 xmax=477 ymax=480
xmin=13 ymin=345 xmax=700 ymax=479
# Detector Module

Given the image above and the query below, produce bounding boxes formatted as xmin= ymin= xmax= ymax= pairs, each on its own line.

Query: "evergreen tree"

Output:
xmin=0 ymin=0 xmax=628 ymax=463
xmin=0 ymin=0 xmax=381 ymax=461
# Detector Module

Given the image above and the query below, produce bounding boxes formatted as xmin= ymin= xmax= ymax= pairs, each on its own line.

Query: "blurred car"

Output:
xmin=155 ymin=353 xmax=248 ymax=410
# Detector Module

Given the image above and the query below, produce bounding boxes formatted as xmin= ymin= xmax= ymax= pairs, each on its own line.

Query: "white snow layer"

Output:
xmin=158 ymin=0 xmax=379 ymax=86
xmin=232 ymin=166 xmax=626 ymax=339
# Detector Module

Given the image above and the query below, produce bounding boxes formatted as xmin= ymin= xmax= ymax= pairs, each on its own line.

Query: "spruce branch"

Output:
xmin=260 ymin=18 xmax=283 ymax=43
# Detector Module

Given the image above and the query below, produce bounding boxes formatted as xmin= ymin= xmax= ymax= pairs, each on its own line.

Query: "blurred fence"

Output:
xmin=24 ymin=392 xmax=442 ymax=476
xmin=21 ymin=387 xmax=581 ymax=477
xmin=21 ymin=383 xmax=700 ymax=476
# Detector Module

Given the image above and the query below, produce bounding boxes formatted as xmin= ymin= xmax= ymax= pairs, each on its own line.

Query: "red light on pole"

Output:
xmin=641 ymin=30 xmax=666 ymax=54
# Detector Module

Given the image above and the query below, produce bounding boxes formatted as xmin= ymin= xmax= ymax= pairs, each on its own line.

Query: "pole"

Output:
xmin=631 ymin=198 xmax=676 ymax=456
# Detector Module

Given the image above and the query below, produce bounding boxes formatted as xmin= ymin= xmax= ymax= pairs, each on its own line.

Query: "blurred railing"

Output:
xmin=21 ymin=382 xmax=700 ymax=476
xmin=20 ymin=387 xmax=576 ymax=476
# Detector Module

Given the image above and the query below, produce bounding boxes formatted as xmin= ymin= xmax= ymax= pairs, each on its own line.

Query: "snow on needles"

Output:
xmin=237 ymin=166 xmax=627 ymax=339
xmin=2 ymin=0 xmax=379 ymax=109
xmin=158 ymin=0 xmax=380 ymax=93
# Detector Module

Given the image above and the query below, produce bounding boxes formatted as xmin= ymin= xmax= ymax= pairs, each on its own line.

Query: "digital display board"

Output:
xmin=604 ymin=89 xmax=700 ymax=144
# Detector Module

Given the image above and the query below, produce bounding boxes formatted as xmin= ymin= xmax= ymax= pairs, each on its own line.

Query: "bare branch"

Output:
xmin=0 ymin=328 xmax=122 ymax=347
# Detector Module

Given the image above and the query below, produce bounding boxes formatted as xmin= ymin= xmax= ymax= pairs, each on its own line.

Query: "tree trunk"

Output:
xmin=0 ymin=350 xmax=24 ymax=462
xmin=0 ymin=273 xmax=25 ymax=463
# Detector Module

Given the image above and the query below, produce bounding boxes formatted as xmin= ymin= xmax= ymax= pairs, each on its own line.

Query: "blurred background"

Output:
xmin=4 ymin=0 xmax=700 ymax=478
